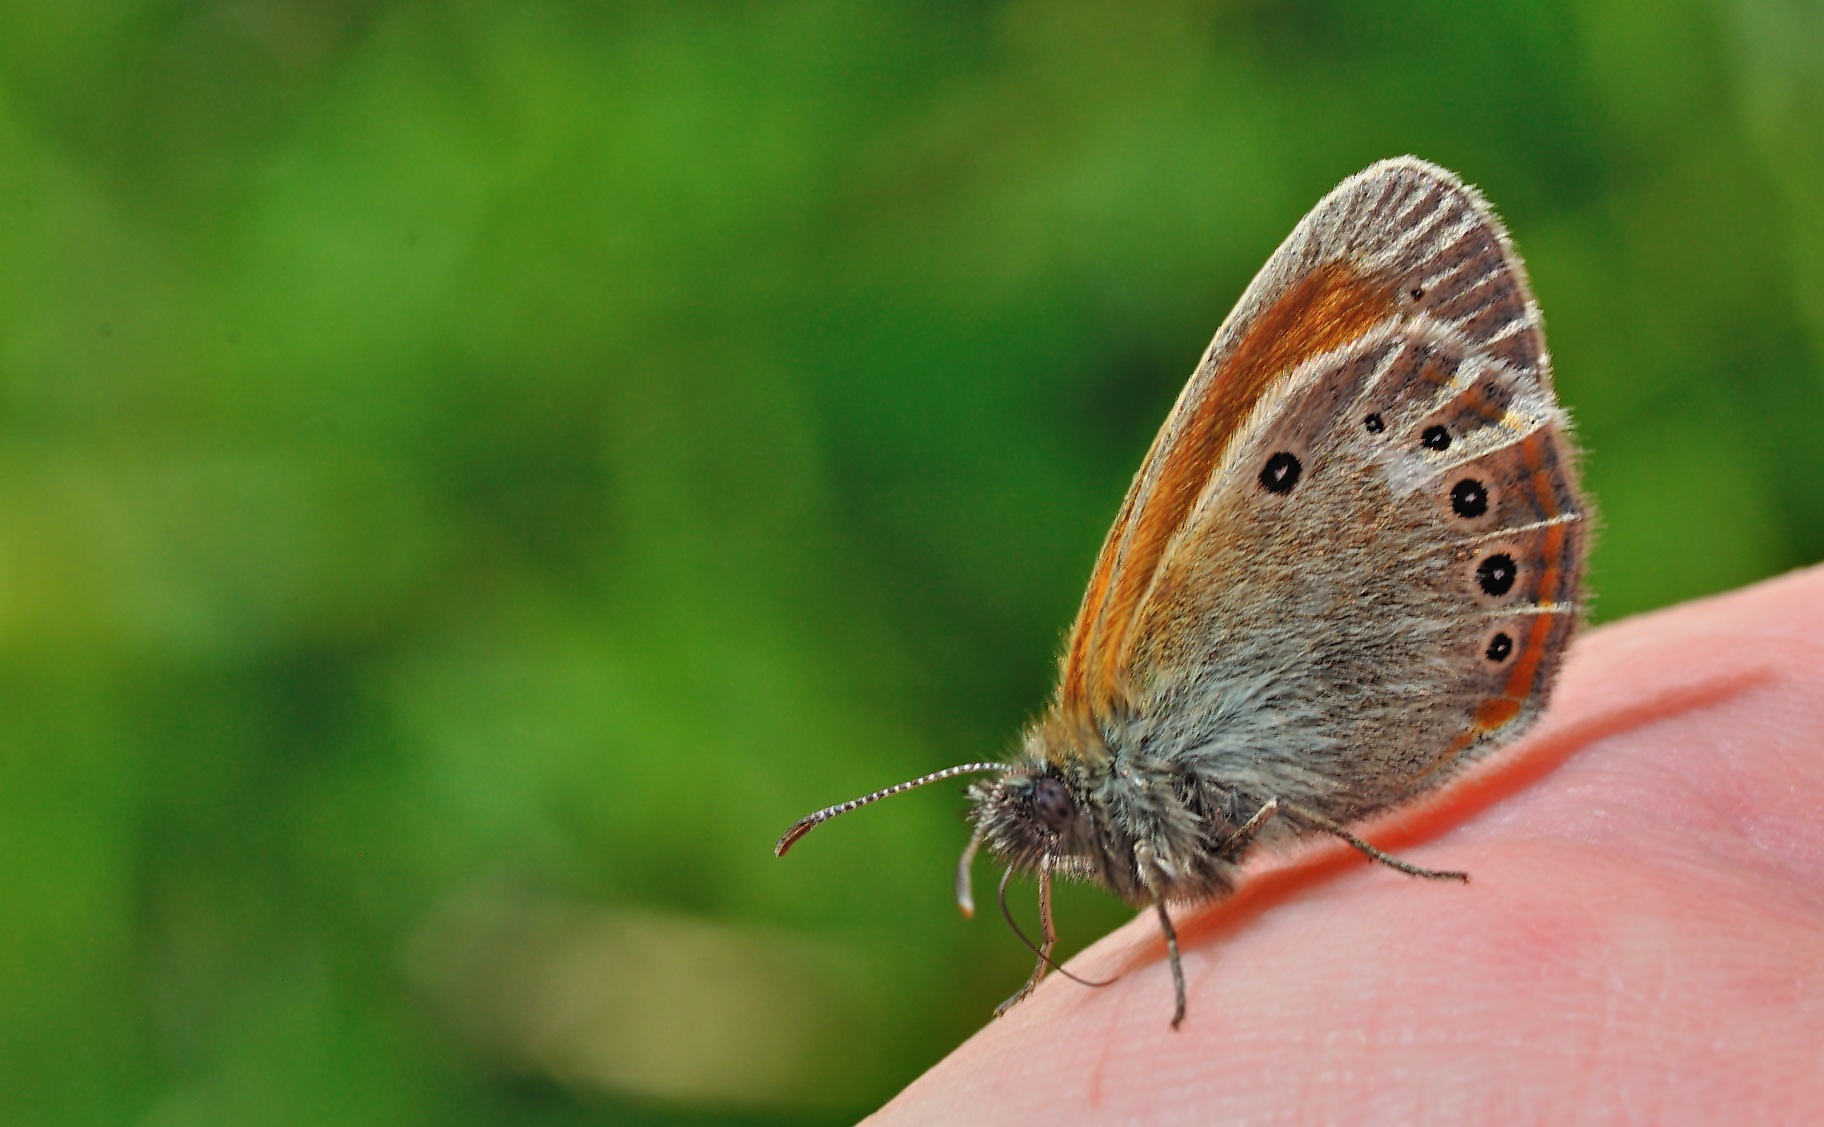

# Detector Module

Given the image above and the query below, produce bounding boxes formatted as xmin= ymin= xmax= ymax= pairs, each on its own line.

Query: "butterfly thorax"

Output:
xmin=965 ymin=709 xmax=1254 ymax=907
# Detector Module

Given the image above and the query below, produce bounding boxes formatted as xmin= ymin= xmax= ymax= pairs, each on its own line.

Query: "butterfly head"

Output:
xmin=965 ymin=765 xmax=1089 ymax=878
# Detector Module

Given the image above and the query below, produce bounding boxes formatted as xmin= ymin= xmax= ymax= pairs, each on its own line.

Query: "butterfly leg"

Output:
xmin=1277 ymin=798 xmax=1469 ymax=882
xmin=1217 ymin=795 xmax=1283 ymax=856
xmin=994 ymin=862 xmax=1055 ymax=1018
xmin=1133 ymin=841 xmax=1189 ymax=1029
xmin=1154 ymin=901 xmax=1186 ymax=1029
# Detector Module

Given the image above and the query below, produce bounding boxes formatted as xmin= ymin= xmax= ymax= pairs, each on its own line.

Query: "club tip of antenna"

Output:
xmin=774 ymin=817 xmax=817 ymax=857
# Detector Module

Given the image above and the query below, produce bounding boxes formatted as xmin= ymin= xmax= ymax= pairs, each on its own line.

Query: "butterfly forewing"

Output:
xmin=1057 ymin=260 xmax=1407 ymax=734
xmin=1055 ymin=158 xmax=1584 ymax=814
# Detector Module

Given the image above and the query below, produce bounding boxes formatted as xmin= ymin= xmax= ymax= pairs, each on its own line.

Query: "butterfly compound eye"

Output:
xmin=1032 ymin=777 xmax=1075 ymax=833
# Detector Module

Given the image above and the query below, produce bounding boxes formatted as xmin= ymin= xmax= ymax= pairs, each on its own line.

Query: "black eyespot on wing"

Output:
xmin=1259 ymin=451 xmax=1301 ymax=494
xmin=1450 ymin=479 xmax=1489 ymax=519
xmin=1409 ymin=286 xmax=1424 ymax=300
xmin=1032 ymin=777 xmax=1076 ymax=834
xmin=1477 ymin=553 xmax=1517 ymax=596
xmin=1422 ymin=425 xmax=1451 ymax=451
xmin=1364 ymin=413 xmax=1385 ymax=434
xmin=1485 ymin=632 xmax=1513 ymax=662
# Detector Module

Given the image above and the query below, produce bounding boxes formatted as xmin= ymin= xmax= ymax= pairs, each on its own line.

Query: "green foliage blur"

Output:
xmin=2 ymin=1 xmax=1821 ymax=1123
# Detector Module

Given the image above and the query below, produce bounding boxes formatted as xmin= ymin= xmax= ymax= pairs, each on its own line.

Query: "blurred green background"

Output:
xmin=2 ymin=1 xmax=1822 ymax=1123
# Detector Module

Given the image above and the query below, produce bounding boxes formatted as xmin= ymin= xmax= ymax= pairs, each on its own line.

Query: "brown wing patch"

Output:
xmin=1059 ymin=261 xmax=1399 ymax=723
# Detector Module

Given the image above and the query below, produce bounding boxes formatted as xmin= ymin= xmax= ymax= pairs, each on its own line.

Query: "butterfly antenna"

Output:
xmin=775 ymin=762 xmax=1011 ymax=857
xmin=997 ymin=865 xmax=1115 ymax=989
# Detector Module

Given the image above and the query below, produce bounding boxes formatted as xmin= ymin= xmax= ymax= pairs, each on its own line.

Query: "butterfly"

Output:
xmin=777 ymin=157 xmax=1588 ymax=1028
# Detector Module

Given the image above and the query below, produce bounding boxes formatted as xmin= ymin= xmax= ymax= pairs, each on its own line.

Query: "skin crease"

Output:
xmin=870 ymin=564 xmax=1824 ymax=1125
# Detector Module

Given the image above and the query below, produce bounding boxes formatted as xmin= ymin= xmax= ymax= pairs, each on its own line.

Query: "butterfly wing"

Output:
xmin=1059 ymin=167 xmax=1415 ymax=728
xmin=1057 ymin=158 xmax=1585 ymax=815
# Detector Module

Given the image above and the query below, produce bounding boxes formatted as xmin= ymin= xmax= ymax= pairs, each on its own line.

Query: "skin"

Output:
xmin=871 ymin=565 xmax=1824 ymax=1124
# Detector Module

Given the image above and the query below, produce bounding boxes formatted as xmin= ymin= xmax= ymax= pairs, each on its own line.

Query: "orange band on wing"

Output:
xmin=1421 ymin=433 xmax=1574 ymax=778
xmin=1457 ymin=383 xmax=1507 ymax=426
xmin=1477 ymin=433 xmax=1568 ymax=733
xmin=1059 ymin=261 xmax=1398 ymax=721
